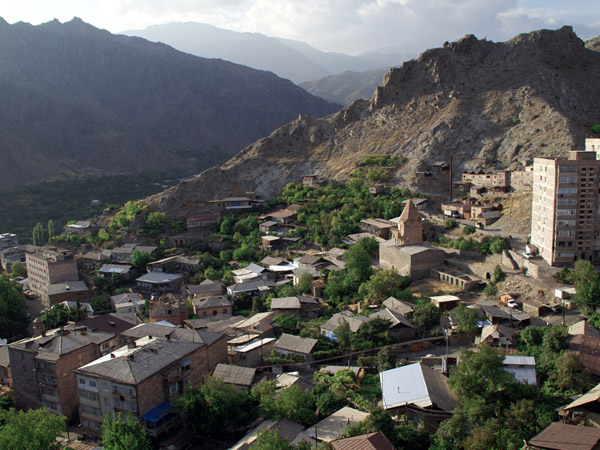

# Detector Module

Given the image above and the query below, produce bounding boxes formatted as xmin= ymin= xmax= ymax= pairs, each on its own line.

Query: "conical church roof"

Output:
xmin=399 ymin=199 xmax=421 ymax=223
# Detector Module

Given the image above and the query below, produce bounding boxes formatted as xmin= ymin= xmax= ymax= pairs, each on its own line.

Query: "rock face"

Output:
xmin=0 ymin=18 xmax=339 ymax=188
xmin=147 ymin=27 xmax=600 ymax=217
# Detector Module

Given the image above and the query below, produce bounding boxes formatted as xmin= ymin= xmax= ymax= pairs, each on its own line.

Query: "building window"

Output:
xmin=89 ymin=380 xmax=96 ymax=388
xmin=79 ymin=378 xmax=86 ymax=385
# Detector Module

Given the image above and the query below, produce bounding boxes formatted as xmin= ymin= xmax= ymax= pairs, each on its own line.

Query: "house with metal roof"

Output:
xmin=273 ymin=334 xmax=318 ymax=363
xmin=232 ymin=338 xmax=276 ymax=367
xmin=503 ymin=356 xmax=537 ymax=385
xmin=305 ymin=407 xmax=369 ymax=443
xmin=213 ymin=363 xmax=258 ymax=391
xmin=230 ymin=418 xmax=306 ymax=450
xmin=192 ymin=295 xmax=233 ymax=318
xmin=331 ymin=431 xmax=397 ymax=450
xmin=75 ymin=337 xmax=207 ymax=436
xmin=135 ymin=272 xmax=184 ymax=297
xmin=383 ymin=296 xmax=414 ymax=318
xmin=369 ymin=308 xmax=417 ymax=342
xmin=380 ymin=362 xmax=458 ymax=431
xmin=563 ymin=382 xmax=600 ymax=427
xmin=321 ymin=313 xmax=369 ymax=341
xmin=526 ymin=422 xmax=600 ymax=450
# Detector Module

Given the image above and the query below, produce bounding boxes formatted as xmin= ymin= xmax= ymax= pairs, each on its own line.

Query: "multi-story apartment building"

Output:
xmin=25 ymin=247 xmax=79 ymax=306
xmin=75 ymin=337 xmax=207 ymax=436
xmin=8 ymin=325 xmax=119 ymax=420
xmin=531 ymin=150 xmax=600 ymax=266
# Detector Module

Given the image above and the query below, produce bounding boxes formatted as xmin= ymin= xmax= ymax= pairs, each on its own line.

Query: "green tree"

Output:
xmin=412 ymin=299 xmax=442 ymax=330
xmin=0 ymin=275 xmax=28 ymax=340
xmin=130 ymin=250 xmax=153 ymax=270
xmin=252 ymin=428 xmax=294 ymax=450
xmin=431 ymin=414 xmax=469 ymax=450
xmin=463 ymin=225 xmax=476 ymax=235
xmin=333 ymin=319 xmax=353 ymax=351
xmin=344 ymin=241 xmax=373 ymax=288
xmin=452 ymin=303 xmax=479 ymax=333
xmin=483 ymin=282 xmax=498 ymax=298
xmin=493 ymin=265 xmax=506 ymax=283
xmin=101 ymin=412 xmax=152 ymax=450
xmin=10 ymin=262 xmax=27 ymax=279
xmin=90 ymin=296 xmax=113 ymax=314
xmin=0 ymin=408 xmax=65 ymax=450
xmin=444 ymin=219 xmax=456 ymax=229
xmin=252 ymin=382 xmax=316 ymax=426
xmin=377 ymin=346 xmax=397 ymax=372
xmin=358 ymin=269 xmax=411 ymax=306
xmin=47 ymin=219 xmax=56 ymax=241
xmin=542 ymin=352 xmax=592 ymax=398
xmin=174 ymin=377 xmax=257 ymax=437
xmin=571 ymin=260 xmax=600 ymax=315
xmin=32 ymin=222 xmax=45 ymax=246
xmin=297 ymin=271 xmax=313 ymax=294
xmin=591 ymin=124 xmax=600 ymax=135
xmin=489 ymin=237 xmax=508 ymax=254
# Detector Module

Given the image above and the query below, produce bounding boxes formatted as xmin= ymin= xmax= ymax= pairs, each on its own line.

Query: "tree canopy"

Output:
xmin=0 ymin=408 xmax=65 ymax=450
xmin=101 ymin=412 xmax=152 ymax=450
xmin=0 ymin=275 xmax=28 ymax=341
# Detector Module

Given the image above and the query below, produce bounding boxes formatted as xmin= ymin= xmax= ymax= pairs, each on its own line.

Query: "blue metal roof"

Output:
xmin=141 ymin=403 xmax=172 ymax=423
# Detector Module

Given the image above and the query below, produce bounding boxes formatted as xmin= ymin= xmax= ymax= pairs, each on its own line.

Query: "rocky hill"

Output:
xmin=146 ymin=26 xmax=600 ymax=217
xmin=0 ymin=18 xmax=339 ymax=189
xmin=299 ymin=68 xmax=390 ymax=105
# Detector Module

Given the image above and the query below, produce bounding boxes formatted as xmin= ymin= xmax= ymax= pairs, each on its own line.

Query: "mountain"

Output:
xmin=122 ymin=22 xmax=410 ymax=84
xmin=0 ymin=18 xmax=339 ymax=189
xmin=299 ymin=68 xmax=390 ymax=105
xmin=144 ymin=26 xmax=600 ymax=217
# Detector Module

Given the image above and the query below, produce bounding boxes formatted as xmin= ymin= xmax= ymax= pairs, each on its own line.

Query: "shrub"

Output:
xmin=444 ymin=219 xmax=457 ymax=229
xmin=483 ymin=283 xmax=498 ymax=297
xmin=463 ymin=225 xmax=476 ymax=235
xmin=592 ymin=124 xmax=600 ymax=135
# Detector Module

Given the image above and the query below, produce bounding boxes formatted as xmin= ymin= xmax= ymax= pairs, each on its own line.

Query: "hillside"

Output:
xmin=122 ymin=22 xmax=409 ymax=84
xmin=144 ymin=26 xmax=600 ymax=218
xmin=299 ymin=68 xmax=390 ymax=105
xmin=0 ymin=18 xmax=339 ymax=189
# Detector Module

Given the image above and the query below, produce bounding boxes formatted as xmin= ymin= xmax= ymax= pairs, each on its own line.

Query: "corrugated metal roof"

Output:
xmin=213 ymin=363 xmax=256 ymax=386
xmin=527 ymin=422 xmax=600 ymax=450
xmin=275 ymin=334 xmax=318 ymax=355
xmin=305 ymin=407 xmax=369 ymax=442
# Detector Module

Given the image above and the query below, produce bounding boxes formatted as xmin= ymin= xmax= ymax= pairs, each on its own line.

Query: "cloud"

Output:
xmin=2 ymin=0 xmax=599 ymax=54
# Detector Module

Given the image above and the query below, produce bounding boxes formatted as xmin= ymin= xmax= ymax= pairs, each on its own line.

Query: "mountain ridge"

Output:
xmin=0 ymin=18 xmax=340 ymax=189
xmin=144 ymin=26 xmax=600 ymax=218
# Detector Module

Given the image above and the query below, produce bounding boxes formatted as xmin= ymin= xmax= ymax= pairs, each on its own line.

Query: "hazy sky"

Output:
xmin=1 ymin=0 xmax=599 ymax=55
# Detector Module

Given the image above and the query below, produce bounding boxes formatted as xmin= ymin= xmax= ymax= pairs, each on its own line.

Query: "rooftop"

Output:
xmin=305 ymin=407 xmax=369 ymax=442
xmin=136 ymin=272 xmax=183 ymax=283
xmin=77 ymin=337 xmax=203 ymax=384
xmin=213 ymin=363 xmax=256 ymax=386
xmin=275 ymin=334 xmax=318 ymax=355
xmin=527 ymin=422 xmax=600 ymax=450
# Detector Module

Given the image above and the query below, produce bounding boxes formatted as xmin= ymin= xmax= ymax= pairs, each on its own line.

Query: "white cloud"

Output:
xmin=1 ymin=0 xmax=599 ymax=54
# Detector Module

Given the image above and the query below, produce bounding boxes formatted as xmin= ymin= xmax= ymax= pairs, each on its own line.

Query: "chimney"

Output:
xmin=127 ymin=340 xmax=136 ymax=349
xmin=110 ymin=353 xmax=115 ymax=359
xmin=128 ymin=354 xmax=135 ymax=361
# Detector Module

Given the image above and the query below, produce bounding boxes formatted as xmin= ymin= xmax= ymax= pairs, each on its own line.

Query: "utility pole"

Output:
xmin=449 ymin=156 xmax=453 ymax=203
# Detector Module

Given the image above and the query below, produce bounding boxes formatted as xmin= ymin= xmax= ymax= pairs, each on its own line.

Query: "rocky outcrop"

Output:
xmin=146 ymin=26 xmax=600 ymax=217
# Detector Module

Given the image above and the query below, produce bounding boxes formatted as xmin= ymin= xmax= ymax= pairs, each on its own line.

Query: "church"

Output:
xmin=379 ymin=199 xmax=444 ymax=280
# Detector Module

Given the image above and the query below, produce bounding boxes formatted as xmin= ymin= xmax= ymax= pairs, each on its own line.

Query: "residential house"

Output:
xmin=148 ymin=294 xmax=187 ymax=326
xmin=135 ymin=272 xmax=184 ymax=297
xmin=259 ymin=220 xmax=279 ymax=234
xmin=274 ymin=372 xmax=315 ymax=392
xmin=65 ymin=221 xmax=98 ymax=236
xmin=369 ymin=185 xmax=386 ymax=195
xmin=75 ymin=337 xmax=207 ymax=436
xmin=431 ymin=162 xmax=449 ymax=172
xmin=192 ymin=295 xmax=233 ymax=318
xmin=303 ymin=174 xmax=319 ymax=186
xmin=168 ymin=228 xmax=211 ymax=247
xmin=232 ymin=338 xmax=276 ymax=367
xmin=270 ymin=296 xmax=322 ymax=319
xmin=0 ymin=346 xmax=10 ymax=385
xmin=8 ymin=326 xmax=119 ymax=420
xmin=98 ymin=264 xmax=133 ymax=281
xmin=475 ymin=324 xmax=517 ymax=348
xmin=568 ymin=334 xmax=600 ymax=376
xmin=232 ymin=263 xmax=266 ymax=283
xmin=430 ymin=295 xmax=460 ymax=312
xmin=369 ymin=308 xmax=417 ymax=342
xmin=305 ymin=407 xmax=369 ymax=443
xmin=235 ymin=312 xmax=276 ymax=338
xmin=569 ymin=320 xmax=600 ymax=338
xmin=262 ymin=235 xmax=281 ymax=250
xmin=273 ymin=334 xmax=318 ymax=363
xmin=461 ymin=168 xmax=509 ymax=189
xmin=213 ymin=363 xmax=258 ymax=391
xmin=82 ymin=250 xmax=112 ymax=269
xmin=382 ymin=297 xmax=414 ymax=319
xmin=331 ymin=432 xmax=396 ymax=450
xmin=47 ymin=280 xmax=91 ymax=307
xmin=477 ymin=300 xmax=531 ymax=328
xmin=503 ymin=356 xmax=537 ymax=385
xmin=77 ymin=314 xmax=136 ymax=337
xmin=187 ymin=279 xmax=224 ymax=298
xmin=0 ymin=232 xmax=18 ymax=250
xmin=186 ymin=212 xmax=218 ymax=228
xmin=110 ymin=293 xmax=145 ymax=315
xmin=1 ymin=244 xmax=37 ymax=272
xmin=25 ymin=247 xmax=79 ymax=307
xmin=111 ymin=244 xmax=157 ymax=263
xmin=227 ymin=279 xmax=270 ymax=297
xmin=400 ymin=198 xmax=428 ymax=211
xmin=296 ymin=255 xmax=330 ymax=272
xmin=380 ymin=363 xmax=459 ymax=431
xmin=441 ymin=202 xmax=471 ymax=219
xmin=526 ymin=422 xmax=600 ymax=450
xmin=359 ymin=218 xmax=393 ymax=239
xmin=147 ymin=255 xmax=199 ymax=273
xmin=231 ymin=418 xmax=306 ymax=450
xmin=321 ymin=313 xmax=369 ymax=341
xmin=121 ymin=323 xmax=227 ymax=372
xmin=563 ymin=382 xmax=600 ymax=427
xmin=210 ymin=194 xmax=265 ymax=212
